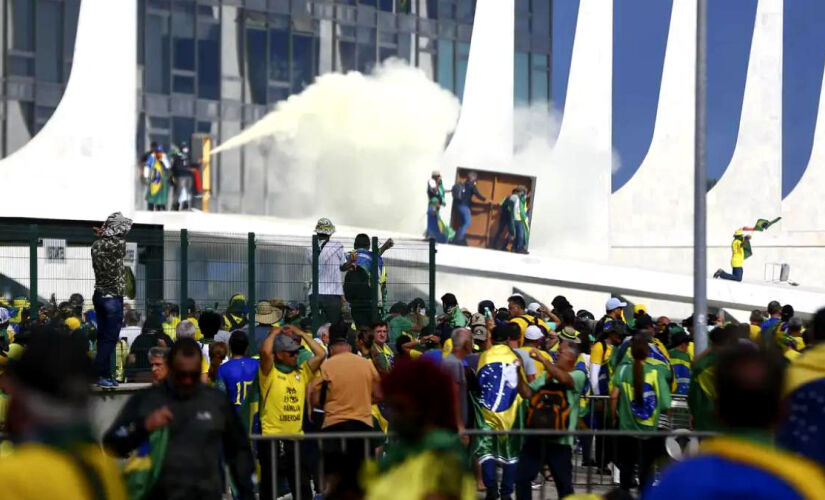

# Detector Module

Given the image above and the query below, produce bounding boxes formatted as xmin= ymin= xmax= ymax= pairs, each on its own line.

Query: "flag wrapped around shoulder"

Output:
xmin=471 ymin=344 xmax=524 ymax=464
xmin=123 ymin=427 xmax=169 ymax=500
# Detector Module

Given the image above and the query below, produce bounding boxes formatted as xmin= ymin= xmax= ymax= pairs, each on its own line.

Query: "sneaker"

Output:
xmin=97 ymin=378 xmax=116 ymax=388
xmin=531 ymin=475 xmax=544 ymax=490
xmin=109 ymin=378 xmax=120 ymax=387
xmin=713 ymin=269 xmax=723 ymax=279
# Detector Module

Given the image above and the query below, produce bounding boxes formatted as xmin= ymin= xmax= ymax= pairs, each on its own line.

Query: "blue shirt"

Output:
xmin=644 ymin=456 xmax=804 ymax=500
xmin=217 ymin=357 xmax=259 ymax=408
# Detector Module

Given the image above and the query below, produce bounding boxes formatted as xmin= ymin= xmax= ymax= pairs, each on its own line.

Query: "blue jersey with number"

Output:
xmin=217 ymin=357 xmax=259 ymax=408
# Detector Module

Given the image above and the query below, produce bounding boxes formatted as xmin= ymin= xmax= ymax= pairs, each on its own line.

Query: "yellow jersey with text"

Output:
xmin=259 ymin=363 xmax=316 ymax=435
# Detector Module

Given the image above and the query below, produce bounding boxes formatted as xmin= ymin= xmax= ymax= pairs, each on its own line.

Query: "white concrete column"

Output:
xmin=610 ymin=0 xmax=696 ymax=249
xmin=706 ymin=0 xmax=782 ymax=243
xmin=0 ymin=0 xmax=137 ymax=219
xmin=528 ymin=0 xmax=612 ymax=261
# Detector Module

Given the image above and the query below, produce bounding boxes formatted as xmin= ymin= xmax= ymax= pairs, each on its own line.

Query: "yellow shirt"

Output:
xmin=163 ymin=317 xmax=181 ymax=340
xmin=731 ymin=239 xmax=745 ymax=268
xmin=590 ymin=341 xmax=612 ymax=366
xmin=749 ymin=324 xmax=761 ymax=343
xmin=531 ymin=349 xmax=554 ymax=378
xmin=259 ymin=363 xmax=315 ymax=435
xmin=0 ymin=443 xmax=127 ymax=500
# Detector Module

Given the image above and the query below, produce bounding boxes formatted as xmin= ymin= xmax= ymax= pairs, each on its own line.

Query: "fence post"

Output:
xmin=428 ymin=238 xmax=436 ymax=332
xmin=248 ymin=232 xmax=256 ymax=339
xmin=370 ymin=237 xmax=379 ymax=323
xmin=311 ymin=234 xmax=320 ymax=336
xmin=29 ymin=224 xmax=38 ymax=320
xmin=180 ymin=229 xmax=188 ymax=313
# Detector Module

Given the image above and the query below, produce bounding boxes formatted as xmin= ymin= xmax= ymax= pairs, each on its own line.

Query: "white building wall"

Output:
xmin=0 ymin=0 xmax=136 ymax=221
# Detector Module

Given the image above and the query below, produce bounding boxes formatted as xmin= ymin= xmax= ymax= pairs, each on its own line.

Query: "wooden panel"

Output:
xmin=450 ymin=168 xmax=534 ymax=249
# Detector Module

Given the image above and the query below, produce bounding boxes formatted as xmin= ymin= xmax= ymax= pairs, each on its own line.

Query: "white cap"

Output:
xmin=605 ymin=297 xmax=627 ymax=311
xmin=527 ymin=302 xmax=541 ymax=313
xmin=524 ymin=325 xmax=544 ymax=341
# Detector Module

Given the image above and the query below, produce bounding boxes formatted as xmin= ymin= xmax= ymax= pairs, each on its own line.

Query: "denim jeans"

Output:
xmin=515 ymin=440 xmax=574 ymax=500
xmin=93 ymin=291 xmax=123 ymax=379
xmin=718 ymin=267 xmax=743 ymax=281
xmin=481 ymin=460 xmax=516 ymax=498
xmin=455 ymin=203 xmax=472 ymax=242
xmin=513 ymin=223 xmax=525 ymax=251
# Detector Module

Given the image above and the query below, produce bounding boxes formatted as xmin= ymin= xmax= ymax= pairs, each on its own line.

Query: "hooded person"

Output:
xmin=223 ymin=293 xmax=248 ymax=332
xmin=91 ymin=212 xmax=133 ymax=388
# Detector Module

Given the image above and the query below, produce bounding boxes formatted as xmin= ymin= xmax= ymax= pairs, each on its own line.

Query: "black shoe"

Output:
xmin=713 ymin=268 xmax=723 ymax=279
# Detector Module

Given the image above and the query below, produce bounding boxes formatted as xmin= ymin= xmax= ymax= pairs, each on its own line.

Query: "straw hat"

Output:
xmin=255 ymin=300 xmax=283 ymax=325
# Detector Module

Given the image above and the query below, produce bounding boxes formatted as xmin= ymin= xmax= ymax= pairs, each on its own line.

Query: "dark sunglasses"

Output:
xmin=175 ymin=369 xmax=201 ymax=382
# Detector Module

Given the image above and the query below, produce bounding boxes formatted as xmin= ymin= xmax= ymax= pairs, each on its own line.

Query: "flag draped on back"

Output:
xmin=471 ymin=344 xmax=524 ymax=464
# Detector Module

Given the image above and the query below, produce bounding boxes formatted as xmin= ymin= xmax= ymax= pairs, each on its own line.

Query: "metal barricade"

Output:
xmin=249 ymin=427 xmax=718 ymax=500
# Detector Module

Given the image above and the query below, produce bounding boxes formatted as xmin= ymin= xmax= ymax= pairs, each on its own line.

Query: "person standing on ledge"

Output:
xmin=714 ymin=228 xmax=750 ymax=282
xmin=91 ymin=212 xmax=132 ymax=388
xmin=452 ymin=171 xmax=487 ymax=246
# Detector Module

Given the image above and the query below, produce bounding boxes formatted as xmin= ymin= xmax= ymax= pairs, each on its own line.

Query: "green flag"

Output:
xmin=124 ymin=427 xmax=169 ymax=500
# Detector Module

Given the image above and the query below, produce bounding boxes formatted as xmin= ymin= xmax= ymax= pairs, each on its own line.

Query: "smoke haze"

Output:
xmin=212 ymin=59 xmax=460 ymax=233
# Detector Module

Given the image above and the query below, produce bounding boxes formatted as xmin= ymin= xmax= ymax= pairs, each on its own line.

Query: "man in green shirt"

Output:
xmin=514 ymin=340 xmax=586 ymax=499
xmin=689 ymin=324 xmax=737 ymax=431
xmin=386 ymin=301 xmax=415 ymax=348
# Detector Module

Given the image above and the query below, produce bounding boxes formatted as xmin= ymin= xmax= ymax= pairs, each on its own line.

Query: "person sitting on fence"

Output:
xmin=343 ymin=234 xmax=394 ymax=328
xmin=610 ymin=333 xmax=672 ymax=491
xmin=515 ymin=337 xmax=586 ymax=500
xmin=645 ymin=345 xmax=825 ymax=500
xmin=222 ymin=293 xmax=249 ymax=332
xmin=307 ymin=217 xmax=349 ymax=324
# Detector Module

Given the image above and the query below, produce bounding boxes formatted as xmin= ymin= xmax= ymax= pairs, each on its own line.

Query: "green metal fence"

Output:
xmin=0 ymin=218 xmax=436 ymax=335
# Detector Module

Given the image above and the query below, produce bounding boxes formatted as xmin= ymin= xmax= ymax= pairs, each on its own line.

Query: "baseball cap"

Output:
xmin=669 ymin=330 xmax=690 ymax=348
xmin=559 ymin=326 xmax=581 ymax=344
xmin=633 ymin=304 xmax=647 ymax=315
xmin=273 ymin=334 xmax=301 ymax=353
xmin=605 ymin=298 xmax=627 ymax=311
xmin=524 ymin=325 xmax=544 ymax=341
xmin=527 ymin=303 xmax=541 ymax=314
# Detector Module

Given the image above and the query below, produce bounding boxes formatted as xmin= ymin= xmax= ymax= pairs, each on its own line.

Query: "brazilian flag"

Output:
xmin=753 ymin=217 xmax=782 ymax=232
xmin=124 ymin=427 xmax=170 ymax=500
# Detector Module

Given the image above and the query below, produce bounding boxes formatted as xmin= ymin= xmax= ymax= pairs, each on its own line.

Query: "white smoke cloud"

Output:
xmin=212 ymin=59 xmax=460 ymax=232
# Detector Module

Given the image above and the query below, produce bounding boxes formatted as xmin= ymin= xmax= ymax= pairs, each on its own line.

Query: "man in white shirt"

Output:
xmin=119 ymin=309 xmax=143 ymax=346
xmin=306 ymin=218 xmax=354 ymax=324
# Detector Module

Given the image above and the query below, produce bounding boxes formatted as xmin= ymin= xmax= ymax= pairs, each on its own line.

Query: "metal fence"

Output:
xmin=0 ymin=219 xmax=436 ymax=335
xmin=249 ymin=423 xmax=716 ymax=500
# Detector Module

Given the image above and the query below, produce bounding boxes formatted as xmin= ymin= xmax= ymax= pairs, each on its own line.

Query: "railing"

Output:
xmin=248 ymin=426 xmax=716 ymax=500
xmin=246 ymin=394 xmax=703 ymax=500
xmin=0 ymin=219 xmax=436 ymax=340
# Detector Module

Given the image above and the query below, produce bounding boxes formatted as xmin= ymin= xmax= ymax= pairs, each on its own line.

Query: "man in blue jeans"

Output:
xmin=91 ymin=212 xmax=132 ymax=387
xmin=452 ymin=171 xmax=487 ymax=245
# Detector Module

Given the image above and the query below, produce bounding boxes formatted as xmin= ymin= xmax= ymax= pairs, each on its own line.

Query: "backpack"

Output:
xmin=452 ymin=182 xmax=467 ymax=204
xmin=525 ymin=380 xmax=571 ymax=430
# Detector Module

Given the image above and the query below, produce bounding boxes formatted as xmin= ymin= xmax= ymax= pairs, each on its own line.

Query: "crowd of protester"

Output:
xmin=0 ymin=213 xmax=824 ymax=499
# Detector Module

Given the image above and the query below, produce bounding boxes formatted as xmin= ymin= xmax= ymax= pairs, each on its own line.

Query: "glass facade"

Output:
xmin=0 ymin=0 xmax=559 ymax=216
xmin=514 ymin=0 xmax=551 ymax=107
xmin=136 ymin=0 xmax=478 ymax=213
xmin=1 ymin=0 xmax=80 ymax=157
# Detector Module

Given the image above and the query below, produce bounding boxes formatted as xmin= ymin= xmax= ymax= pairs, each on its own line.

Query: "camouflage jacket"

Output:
xmin=91 ymin=212 xmax=133 ymax=296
